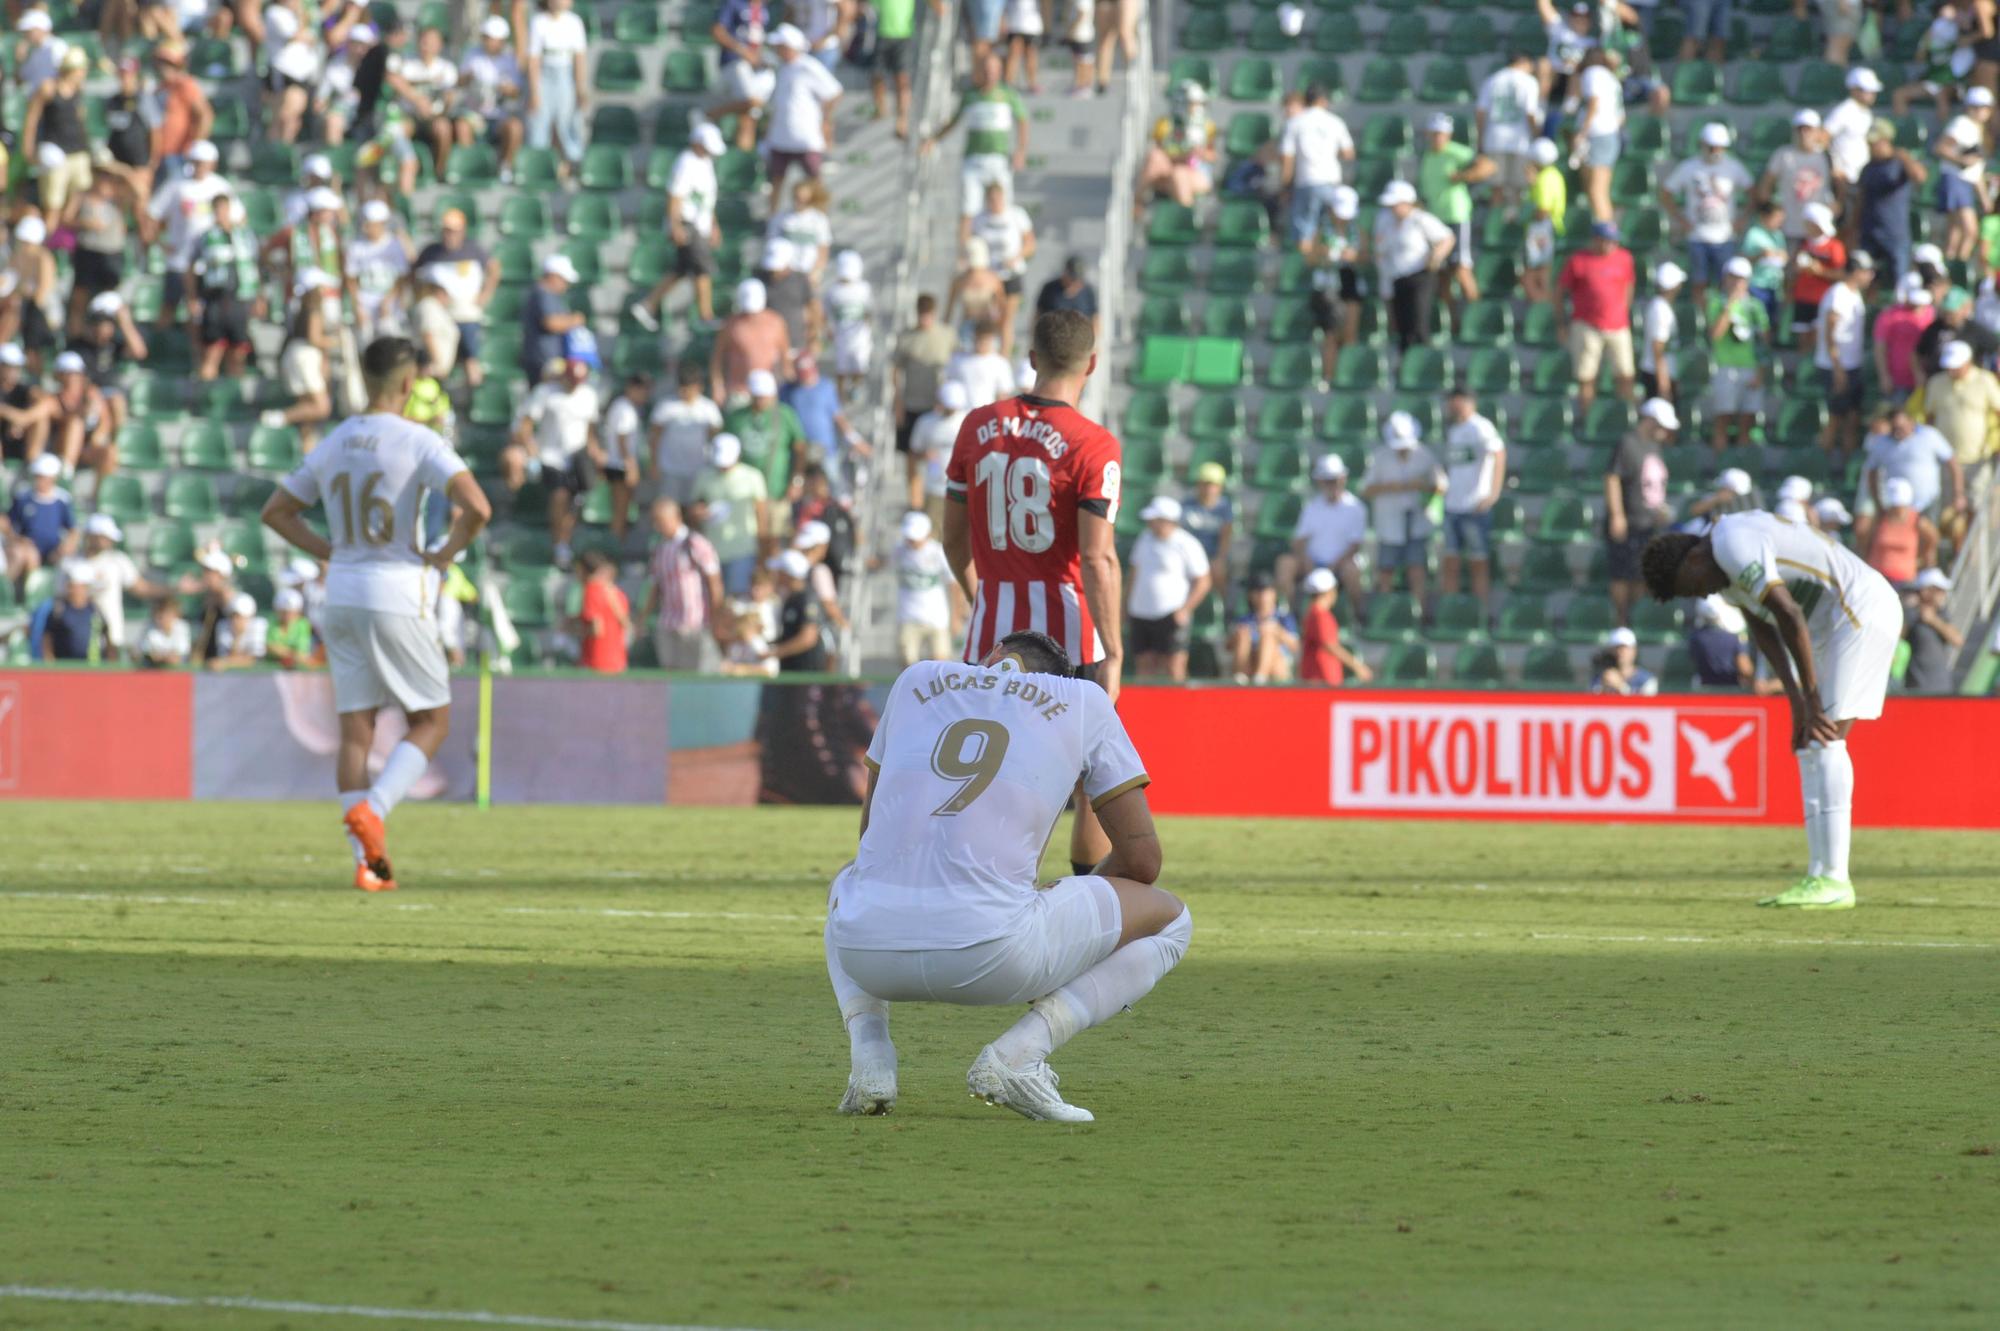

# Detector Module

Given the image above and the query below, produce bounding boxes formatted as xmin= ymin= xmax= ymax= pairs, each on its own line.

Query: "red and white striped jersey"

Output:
xmin=946 ymin=393 xmax=1124 ymax=665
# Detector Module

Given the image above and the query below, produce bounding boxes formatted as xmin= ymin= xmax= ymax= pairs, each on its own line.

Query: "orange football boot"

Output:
xmin=343 ymin=802 xmax=396 ymax=889
xmin=354 ymin=863 xmax=398 ymax=892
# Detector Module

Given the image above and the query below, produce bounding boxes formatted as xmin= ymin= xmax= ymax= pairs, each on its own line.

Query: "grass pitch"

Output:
xmin=4 ymin=803 xmax=1998 ymax=1331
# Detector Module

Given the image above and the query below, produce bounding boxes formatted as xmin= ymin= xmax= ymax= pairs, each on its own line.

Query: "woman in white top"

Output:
xmin=525 ymin=0 xmax=589 ymax=170
xmin=1569 ymin=48 xmax=1625 ymax=223
xmin=1638 ymin=261 xmax=1684 ymax=405
xmin=765 ymin=178 xmax=834 ymax=281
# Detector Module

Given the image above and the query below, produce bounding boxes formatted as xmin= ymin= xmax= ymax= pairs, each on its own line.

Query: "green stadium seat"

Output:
xmin=716 ymin=149 xmax=763 ymax=194
xmin=1671 ymin=61 xmax=1723 ymax=107
xmin=1312 ymin=13 xmax=1363 ymax=55
xmin=1775 ymin=400 xmax=1825 ymax=448
xmin=1631 ymin=599 xmax=1683 ymax=645
xmin=593 ymin=49 xmax=643 ymax=93
xmin=1728 ymin=59 xmax=1784 ymax=106
xmin=1793 ymin=61 xmax=1846 ymax=104
xmin=662 ymin=49 xmax=709 ymax=94
xmin=1250 ymin=442 xmax=1307 ymax=493
xmin=1294 ymin=58 xmax=1343 ymax=98
xmin=1179 ymin=10 xmax=1230 ymax=51
xmin=1267 ymin=298 xmax=1316 ymax=344
xmin=497 ymin=195 xmax=551 ymax=239
xmin=1580 ymin=400 xmax=1633 ymax=447
xmin=1473 ymin=253 xmax=1515 ymax=298
xmin=1378 ymin=11 xmax=1429 ymax=55
xmin=1245 ymin=12 xmax=1291 ymax=51
xmin=1464 ymin=347 xmax=1517 ymax=396
xmin=1362 ymin=594 xmax=1422 ymax=643
xmin=1139 ymin=295 xmax=1191 ymax=336
xmin=579 ymin=145 xmax=633 ymax=192
xmin=612 ymin=4 xmax=663 ymax=44
xmin=1360 ymin=115 xmax=1408 ymax=160
xmin=469 ymin=381 xmax=519 ymax=427
xmin=652 ymin=103 xmax=696 ymax=149
xmin=219 ymin=521 xmax=270 ymax=573
xmin=1147 ymin=202 xmax=1199 ymax=246
xmin=1452 ymin=643 xmax=1504 ymax=685
xmin=1392 ymin=396 xmax=1438 ymax=437
xmin=503 ymin=528 xmax=555 ymax=571
xmin=1261 ymin=345 xmax=1316 ymax=390
xmin=227 ymin=477 xmax=279 ymax=520
xmin=1206 ymin=250 xmax=1260 ymax=294
xmin=558 ymin=240 xmax=603 ymax=285
xmin=162 ymin=474 xmax=220 ymax=522
xmin=495 ymin=237 xmax=537 ymax=284
xmin=250 ymin=142 xmax=298 ymax=186
xmin=1535 ymin=493 xmax=1596 ymax=544
xmin=590 ymin=105 xmax=642 ymax=147
xmin=1214 ymin=199 xmax=1269 ymax=249
xmin=209 ymin=99 xmax=252 ymax=143
xmin=1515 ymin=400 xmax=1572 ymax=448
xmin=1273 ymin=251 xmax=1313 ymax=295
xmin=1201 ymin=295 xmax=1252 ymax=338
xmin=1332 ymin=345 xmax=1382 ymax=391
xmin=1745 ymin=115 xmax=1792 ymax=162
xmin=1431 ymin=594 xmax=1486 ymax=643
xmin=96 ymin=474 xmax=148 ymax=524
xmin=1168 ymin=56 xmax=1214 ymax=91
xmin=1440 ymin=13 xmax=1496 ymax=58
xmin=1456 ymin=300 xmax=1513 ymax=348
xmin=1190 ymin=337 xmax=1244 ymax=387
xmin=147 ymin=519 xmax=198 ymax=570
xmin=1356 ymin=58 xmax=1410 ymax=105
xmin=1122 ymin=436 xmax=1168 ymax=486
xmin=178 ymin=423 xmax=234 ymax=470
xmin=1623 ymin=206 xmax=1667 ymax=256
xmin=1122 ymin=390 xmax=1172 ymax=441
xmin=1417 ymin=59 xmax=1473 ymax=105
xmin=503 ymin=579 xmax=553 ymax=627
xmin=1186 ymin=391 xmax=1243 ymax=444
xmin=1559 ymin=597 xmax=1618 ymax=644
xmin=1382 ymin=642 xmax=1436 ymax=683
xmin=567 ymin=194 xmax=620 ymax=240
xmin=1185 ymin=438 xmax=1240 ymax=480
xmin=1253 ymin=492 xmax=1303 ymax=541
xmin=1610 ymin=159 xmax=1655 ymax=208
xmin=1625 ymin=117 xmax=1672 ymax=163
xmin=1397 ymin=346 xmax=1448 ymax=393
xmin=1255 ymin=394 xmax=1313 ymax=447
xmin=1519 ymin=303 xmax=1560 ymax=349
xmin=1481 ymin=211 xmax=1526 ymax=255
xmin=1224 ymin=113 xmax=1272 ymax=159
xmin=1321 ymin=397 xmax=1376 ymax=445
xmin=1135 ymin=336 xmax=1192 ymax=386
xmin=1494 ymin=598 xmax=1551 ymax=643
xmin=1647 ymin=8 xmax=1686 ymax=60
xmin=1521 ymin=644 xmax=1579 ymax=687
xmin=247 ymin=426 xmax=301 ymax=473
xmin=1489 ymin=496 xmax=1524 ymax=542
xmin=514 ymin=148 xmax=561 ymax=190
xmin=116 ymin=423 xmax=165 ymax=470
xmin=1527 ymin=353 xmax=1572 ymax=398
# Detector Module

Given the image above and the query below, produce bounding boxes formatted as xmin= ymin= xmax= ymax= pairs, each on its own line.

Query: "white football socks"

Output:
xmin=993 ymin=906 xmax=1194 ymax=1070
xmin=824 ymin=911 xmax=894 ymax=1071
xmin=1795 ymin=748 xmax=1825 ymax=879
xmin=1813 ymin=739 xmax=1854 ymax=883
xmin=367 ymin=742 xmax=430 ymax=820
xmin=339 ymin=790 xmax=368 ymax=865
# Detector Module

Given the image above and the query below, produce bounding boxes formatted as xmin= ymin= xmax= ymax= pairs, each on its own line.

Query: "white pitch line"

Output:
xmin=0 ymin=1285 xmax=779 ymax=1331
xmin=499 ymin=906 xmax=819 ymax=924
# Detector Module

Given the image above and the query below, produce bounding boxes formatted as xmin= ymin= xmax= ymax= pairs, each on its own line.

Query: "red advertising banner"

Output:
xmin=0 ymin=669 xmax=192 ymax=800
xmin=1119 ymin=687 xmax=2000 ymax=830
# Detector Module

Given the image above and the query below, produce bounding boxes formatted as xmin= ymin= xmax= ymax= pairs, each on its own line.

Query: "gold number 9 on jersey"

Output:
xmin=928 ymin=718 xmax=1011 ymax=816
xmin=328 ymin=471 xmax=396 ymax=546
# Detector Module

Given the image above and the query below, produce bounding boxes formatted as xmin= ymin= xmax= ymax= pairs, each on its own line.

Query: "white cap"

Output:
xmin=1847 ymin=67 xmax=1883 ymax=93
xmin=1793 ymin=108 xmax=1822 ymax=128
xmin=1425 ymin=112 xmax=1454 ymax=135
xmin=770 ymin=22 xmax=808 ymax=49
xmin=1640 ymin=397 xmax=1679 ymax=431
xmin=901 ymin=510 xmax=933 ymax=542
xmin=30 ymin=453 xmax=62 ymax=477
xmin=194 ymin=544 xmax=234 ymax=575
xmin=1941 ymin=339 xmax=1974 ymax=369
xmin=0 ymin=343 xmax=26 ymax=367
xmin=710 ymin=433 xmax=742 ymax=468
xmin=349 ymin=21 xmax=378 ymax=41
xmin=1915 ymin=242 xmax=1946 ymax=268
xmin=1715 ymin=468 xmax=1752 ymax=497
xmin=1330 ymin=185 xmax=1359 ymax=221
xmin=294 ymin=267 xmax=336 ymax=295
xmin=231 ymin=592 xmax=257 ymax=617
xmin=88 ymin=291 xmax=124 ymax=316
xmin=735 ymin=278 xmax=767 ymax=314
xmin=1140 ymin=496 xmax=1183 ymax=524
xmin=16 ymin=10 xmax=50 ymax=30
xmin=1531 ymin=138 xmax=1560 ymax=166
xmin=768 ymin=549 xmax=812 ymax=579
xmin=1777 ymin=474 xmax=1814 ymax=502
xmin=1882 ymin=476 xmax=1917 ymax=507
xmin=963 ymin=236 xmax=991 ymax=269
xmin=1383 ymin=410 xmax=1419 ymax=446
xmin=792 ymin=520 xmax=832 ymax=549
xmin=1276 ymin=2 xmax=1304 ymax=37
xmin=1301 ymin=567 xmax=1336 ymax=595
xmin=187 ymin=139 xmax=220 ymax=163
xmin=1815 ymin=496 xmax=1852 ymax=528
xmin=1723 ymin=255 xmax=1753 ymax=279
xmin=542 ymin=253 xmax=579 ymax=283
xmin=360 ymin=199 xmax=391 ymax=223
xmin=1654 ymin=261 xmax=1686 ymax=290
xmin=272 ymin=37 xmax=319 ymax=82
xmin=1378 ymin=180 xmax=1418 ymax=207
xmin=1969 ymin=86 xmax=1997 ymax=108
xmin=479 ymin=14 xmax=510 ymax=38
xmin=419 ymin=262 xmax=452 ymax=286
xmin=938 ymin=380 xmax=970 ymax=411
xmin=1699 ymin=122 xmax=1732 ymax=148
xmin=1604 ymin=627 xmax=1638 ymax=648
xmin=1897 ymin=272 xmax=1928 ymax=304
xmin=693 ymin=122 xmax=726 ymax=155
xmin=1914 ymin=567 xmax=1953 ymax=591
xmin=85 ymin=513 xmax=123 ymax=541
xmin=1311 ymin=452 xmax=1349 ymax=480
xmin=13 ymin=216 xmax=45 ymax=246
xmin=35 ymin=141 xmax=66 ymax=172
xmin=834 ymin=249 xmax=864 ymax=282
xmin=1802 ymin=201 xmax=1836 ymax=233
xmin=274 ymin=587 xmax=305 ymax=613
xmin=762 ymin=238 xmax=795 ymax=271
xmin=746 ymin=368 xmax=778 ymax=398
xmin=52 ymin=350 xmax=84 ymax=374
xmin=303 ymin=152 xmax=334 ymax=179
xmin=281 ymin=556 xmax=320 ymax=585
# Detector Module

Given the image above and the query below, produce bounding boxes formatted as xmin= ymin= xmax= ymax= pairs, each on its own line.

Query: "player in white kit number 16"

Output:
xmin=262 ymin=336 xmax=492 ymax=892
xmin=1643 ymin=511 xmax=1901 ymax=910
xmin=824 ymin=631 xmax=1192 ymax=1122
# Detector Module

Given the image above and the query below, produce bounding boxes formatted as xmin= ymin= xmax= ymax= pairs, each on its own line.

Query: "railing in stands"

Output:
xmin=1945 ymin=466 xmax=2000 ymax=688
xmin=1087 ymin=0 xmax=1158 ymax=427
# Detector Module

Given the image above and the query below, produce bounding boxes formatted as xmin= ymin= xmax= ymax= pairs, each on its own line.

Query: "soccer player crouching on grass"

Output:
xmin=823 ymin=630 xmax=1191 ymax=1122
xmin=1642 ymin=512 xmax=1901 ymax=910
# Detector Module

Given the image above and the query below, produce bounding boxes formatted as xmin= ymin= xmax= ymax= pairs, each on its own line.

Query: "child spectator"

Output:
xmin=907 ymin=379 xmax=969 ymax=519
xmin=42 ymin=569 xmax=100 ymax=660
xmin=1591 ymin=626 xmax=1658 ymax=696
xmin=5 ymin=453 xmax=74 ymax=587
xmin=192 ymin=193 xmax=261 ymax=381
xmin=574 ymin=550 xmax=631 ymax=673
xmin=598 ymin=373 xmax=650 ymax=542
xmin=267 ymin=587 xmax=321 ymax=668
xmin=1521 ymin=138 xmax=1564 ymax=304
xmin=1298 ymin=567 xmax=1370 ymax=685
xmin=1301 ymin=184 xmax=1361 ymax=385
xmin=138 ymin=596 xmax=193 ymax=668
xmin=1227 ymin=573 xmax=1298 ymax=684
xmin=825 ymin=250 xmax=874 ymax=398
xmin=208 ymin=592 xmax=268 ymax=670
xmin=1181 ymin=461 xmax=1235 ymax=588
xmin=1638 ymin=261 xmax=1684 ymax=405
xmin=1706 ymin=256 xmax=1769 ymax=451
xmin=721 ymin=603 xmax=778 ymax=676
xmin=767 ymin=548 xmax=828 ymax=672
xmin=892 ymin=510 xmax=957 ymax=666
xmin=1740 ymin=200 xmax=1789 ymax=327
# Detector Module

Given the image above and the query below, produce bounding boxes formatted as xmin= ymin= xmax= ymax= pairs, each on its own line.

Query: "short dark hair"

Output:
xmin=1304 ymin=83 xmax=1327 ymax=105
xmin=676 ymin=360 xmax=704 ymax=387
xmin=916 ymin=293 xmax=938 ymax=317
xmin=1640 ymin=532 xmax=1702 ymax=603
xmin=1031 ymin=308 xmax=1095 ymax=375
xmin=995 ymin=630 xmax=1073 ymax=677
xmin=625 ymin=371 xmax=652 ymax=392
xmin=361 ymin=336 xmax=418 ymax=391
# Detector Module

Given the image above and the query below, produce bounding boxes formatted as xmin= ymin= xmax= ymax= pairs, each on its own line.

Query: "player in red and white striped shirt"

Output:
xmin=942 ymin=308 xmax=1125 ymax=873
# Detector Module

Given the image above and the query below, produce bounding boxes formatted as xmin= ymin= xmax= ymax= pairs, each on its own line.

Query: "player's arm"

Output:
xmin=1078 ymin=506 xmax=1123 ymax=697
xmin=1754 ymin=584 xmax=1838 ymax=745
xmin=1092 ymin=785 xmax=1161 ymax=885
xmin=427 ymin=471 xmax=493 ymax=567
xmin=941 ymin=425 xmax=978 ymax=600
xmin=261 ymin=486 xmax=334 ymax=562
xmin=857 ymin=763 xmax=877 ymax=838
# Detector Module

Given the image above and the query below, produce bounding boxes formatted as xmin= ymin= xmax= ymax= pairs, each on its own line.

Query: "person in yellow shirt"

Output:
xmin=1919 ymin=339 xmax=1999 ymax=544
xmin=1522 ymin=137 xmax=1567 ymax=304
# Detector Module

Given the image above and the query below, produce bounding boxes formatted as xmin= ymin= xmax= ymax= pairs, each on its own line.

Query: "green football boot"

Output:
xmin=1757 ymin=876 xmax=1857 ymax=910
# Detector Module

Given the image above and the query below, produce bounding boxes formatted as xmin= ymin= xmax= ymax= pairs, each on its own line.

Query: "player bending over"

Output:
xmin=824 ymin=631 xmax=1191 ymax=1122
xmin=262 ymin=336 xmax=491 ymax=891
xmin=1642 ymin=511 xmax=1900 ymax=910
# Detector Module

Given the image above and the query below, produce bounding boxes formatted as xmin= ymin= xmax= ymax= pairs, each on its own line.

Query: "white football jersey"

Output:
xmin=1710 ymin=511 xmax=1897 ymax=645
xmin=834 ymin=659 xmax=1150 ymax=951
xmin=281 ymin=413 xmax=470 ymax=616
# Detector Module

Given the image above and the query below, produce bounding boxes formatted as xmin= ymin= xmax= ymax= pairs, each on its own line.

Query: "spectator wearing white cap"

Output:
xmin=766 ymin=178 xmax=835 ymax=283
xmin=1872 ymin=274 xmax=1935 ymax=403
xmin=521 ymin=252 xmax=585 ymax=382
xmin=347 ymin=199 xmax=414 ymax=339
xmin=644 ymin=496 xmax=724 ymax=671
xmin=1825 ymin=67 xmax=1883 ymax=185
xmin=1371 ymin=180 xmax=1455 ymax=354
xmin=764 ymin=23 xmax=843 ymax=212
xmin=824 ymin=250 xmax=874 ymax=399
xmin=1864 ymin=475 xmax=1939 ymax=588
xmin=757 ymin=239 xmax=819 ymax=357
xmin=1278 ymin=82 xmax=1357 ymax=246
xmin=792 ymin=517 xmax=849 ymax=642
xmin=142 ymin=140 xmax=234 ymax=329
xmin=1861 ymin=406 xmax=1961 ymax=534
xmin=1921 ymin=340 xmax=2000 ymax=542
xmin=1439 ymin=387 xmax=1507 ymax=616
xmin=891 ymin=510 xmax=960 ymax=666
xmin=0 ymin=342 xmax=53 ymax=472
xmin=208 ymin=591 xmax=270 ymax=671
xmin=2 ymin=215 xmax=58 ymax=371
xmin=1298 ymin=565 xmax=1370 ymax=686
xmin=1605 ymin=397 xmax=1678 ymax=624
xmin=138 ymin=595 xmax=194 ymax=668
xmin=693 ymin=432 xmax=772 ymax=596
xmin=63 ymin=514 xmax=159 ymax=659
xmin=14 ymin=10 xmax=67 ymax=99
xmin=1661 ymin=121 xmax=1752 ymax=304
xmin=1686 ymin=594 xmax=1755 ymax=690
xmin=907 ymin=379 xmax=969 ymax=522
xmin=267 ymin=586 xmax=322 ymax=669
xmin=1298 ymin=184 xmax=1362 ymax=385
xmin=1521 ymin=138 xmax=1565 ymax=304
xmin=1903 ymin=568 xmax=1963 ymax=693
xmin=48 ymin=351 xmax=114 ymax=501
xmin=724 ymin=367 xmax=806 ymax=494
xmin=712 ymin=277 xmax=794 ymax=403
xmin=1639 ymin=261 xmax=1685 ymax=405
xmin=1935 ymin=85 xmax=1994 ymax=264
xmin=190 ymin=193 xmax=262 ymax=381
xmin=1706 ymin=255 xmax=1769 ymax=450
xmin=456 ymin=16 xmax=527 ymax=181
xmin=1780 ymin=198 xmax=1846 ymax=351
xmin=1773 ymin=473 xmax=1816 ymax=524
xmin=1126 ymin=496 xmax=1212 ymax=682
xmin=766 ymin=547 xmax=828 ymax=672
xmin=1754 ymin=108 xmax=1835 ymax=244
xmin=4 ymin=451 xmax=74 ymax=586
xmin=41 ymin=563 xmax=101 ymax=660
xmin=1857 ymin=117 xmax=1926 ymax=285
xmin=504 ymin=353 xmax=602 ymax=569
xmin=1281 ymin=452 xmax=1368 ymax=608
xmin=524 ymin=0 xmax=590 ymax=171
xmin=1684 ymin=465 xmax=1758 ymax=528
xmin=1418 ymin=113 xmax=1496 ymax=327
xmin=1816 ymin=252 xmax=1876 ymax=454
xmin=1360 ymin=411 xmax=1445 ymax=608
xmin=1591 ymin=626 xmax=1658 ymax=696
xmin=629 ymin=121 xmax=728 ymax=332
xmin=1476 ymin=53 xmax=1544 ymax=210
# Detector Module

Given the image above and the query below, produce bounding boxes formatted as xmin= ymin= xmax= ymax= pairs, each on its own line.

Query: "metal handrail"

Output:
xmin=1087 ymin=0 xmax=1158 ymax=427
xmin=1944 ymin=464 xmax=2000 ymax=685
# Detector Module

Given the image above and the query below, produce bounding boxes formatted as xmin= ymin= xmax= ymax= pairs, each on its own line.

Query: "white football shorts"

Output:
xmin=322 ymin=604 xmax=453 ymax=715
xmin=1816 ymin=590 xmax=1900 ymax=722
xmin=835 ymin=875 xmax=1123 ymax=1006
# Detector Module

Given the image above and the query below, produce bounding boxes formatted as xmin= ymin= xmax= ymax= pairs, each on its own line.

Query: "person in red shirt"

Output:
xmin=1298 ymin=567 xmax=1372 ymax=686
xmin=1791 ymin=201 xmax=1845 ymax=350
xmin=575 ymin=550 xmax=631 ymax=672
xmin=1555 ymin=221 xmax=1637 ymax=415
xmin=943 ymin=306 xmax=1124 ymax=873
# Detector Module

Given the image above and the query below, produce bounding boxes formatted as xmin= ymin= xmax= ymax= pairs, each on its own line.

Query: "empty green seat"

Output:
xmin=1245 ymin=12 xmax=1290 ymax=51
xmin=1610 ymin=159 xmax=1655 ymax=207
xmin=1321 ymin=397 xmax=1376 ymax=444
xmin=1453 ymin=642 xmax=1504 ymax=684
xmin=593 ymin=49 xmax=643 ymax=93
xmin=494 ymin=237 xmax=537 ymax=284
xmin=96 ymin=474 xmax=148 ymax=524
xmin=148 ymin=519 xmax=198 ymax=569
xmin=1140 ymin=247 xmax=1195 ymax=293
xmin=1527 ymin=353 xmax=1573 ymax=397
xmin=590 ymin=105 xmax=642 ymax=146
xmin=1135 ymin=336 xmax=1192 ymax=385
xmin=1179 ymin=10 xmax=1230 ymax=51
xmin=1122 ymin=390 xmax=1172 ymax=441
xmin=1201 ymin=295 xmax=1252 ymax=338
xmin=1473 ymin=253 xmax=1516 ymax=298
xmin=1206 ymin=250 xmax=1260 ymax=293
xmin=498 ymin=195 xmax=550 ymax=238
xmin=1417 ymin=59 xmax=1473 ymax=104
xmin=1138 ymin=295 xmax=1191 ymax=335
xmin=1521 ymin=644 xmax=1578 ymax=687
xmin=1671 ymin=61 xmax=1722 ymax=106
xmin=503 ymin=579 xmax=553 ymax=626
xmin=1332 ymin=345 xmax=1382 ymax=391
xmin=1214 ymin=199 xmax=1269 ymax=249
xmin=179 ymin=423 xmax=234 ymax=470
xmin=469 ymin=381 xmax=518 ymax=427
xmin=1356 ymin=57 xmax=1410 ymax=104
xmin=1255 ymin=394 xmax=1313 ymax=447
xmin=1519 ymin=303 xmax=1559 ymax=348
xmin=1494 ymin=598 xmax=1550 ymax=642
xmin=716 ymin=149 xmax=763 ymax=194
xmin=1122 ymin=437 xmax=1168 ymax=486
xmin=1580 ymin=400 xmax=1633 ymax=447
xmin=1729 ymin=59 xmax=1784 ymax=106
xmin=117 ymin=423 xmax=165 ymax=469
xmin=1294 ymin=58 xmax=1342 ymax=97
xmin=1378 ymin=11 xmax=1429 ymax=55
xmin=1559 ymin=597 xmax=1618 ymax=644
xmin=1382 ymin=642 xmax=1435 ymax=683
xmin=1631 ymin=599 xmax=1683 ymax=645
xmin=612 ymin=5 xmax=662 ymax=43
xmin=1168 ymin=55 xmax=1214 ymax=90
xmin=1535 ymin=493 xmax=1596 ymax=544
xmin=1793 ymin=61 xmax=1847 ymax=104
xmin=567 ymin=194 xmax=620 ymax=239
xmin=1441 ymin=13 xmax=1496 ymax=57
xmin=162 ymin=474 xmax=220 ymax=522
xmin=515 ymin=148 xmax=561 ymax=189
xmin=1362 ymin=595 xmax=1422 ymax=642
xmin=1515 ymin=400 xmax=1572 ymax=447
xmin=1464 ymin=347 xmax=1517 ymax=396
xmin=1186 ymin=391 xmax=1243 ymax=444
xmin=1267 ymin=298 xmax=1316 ymax=343
xmin=1250 ymin=442 xmax=1307 ymax=492
xmin=579 ymin=145 xmax=633 ymax=191
xmin=1261 ymin=345 xmax=1315 ymax=390
xmin=1224 ymin=113 xmax=1272 ymax=159
xmin=1457 ymin=300 xmax=1513 ymax=347
xmin=1312 ymin=13 xmax=1363 ymax=55
xmin=1190 ymin=337 xmax=1244 ymax=387
xmin=1147 ymin=202 xmax=1199 ymax=246
xmin=250 ymin=142 xmax=298 ymax=185
xmin=1397 ymin=346 xmax=1447 ymax=393
xmin=662 ymin=49 xmax=709 ymax=93
xmin=1775 ymin=400 xmax=1825 ymax=448
xmin=1431 ymin=593 xmax=1486 ymax=643
xmin=247 ymin=426 xmax=301 ymax=472
xmin=1253 ymin=492 xmax=1303 ymax=540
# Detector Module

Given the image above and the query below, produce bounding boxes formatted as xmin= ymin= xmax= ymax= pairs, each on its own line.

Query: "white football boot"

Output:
xmin=967 ymin=1045 xmax=1094 ymax=1123
xmin=838 ymin=1051 xmax=897 ymax=1115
